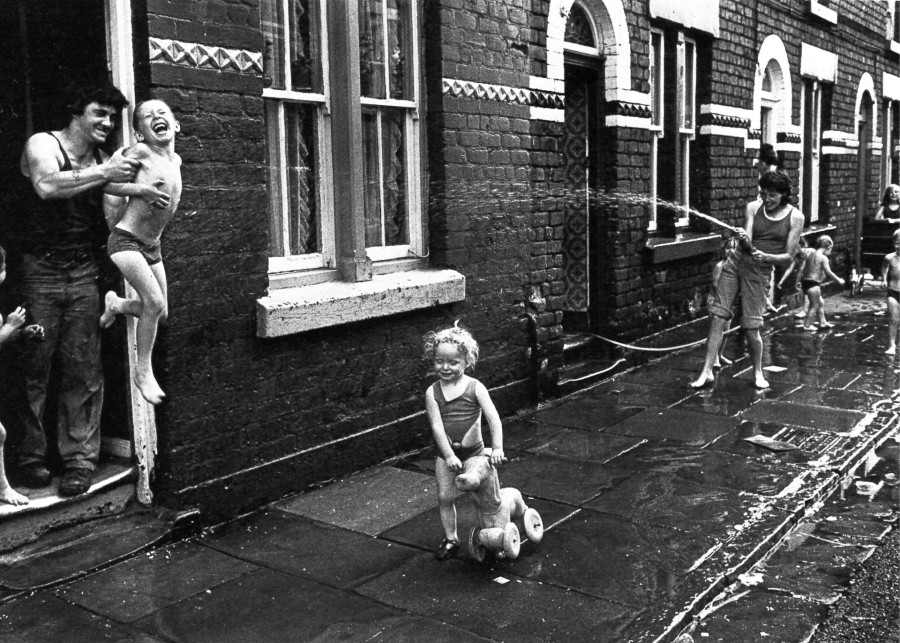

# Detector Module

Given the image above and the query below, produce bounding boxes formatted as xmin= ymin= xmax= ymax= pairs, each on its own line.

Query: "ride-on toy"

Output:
xmin=453 ymin=456 xmax=544 ymax=561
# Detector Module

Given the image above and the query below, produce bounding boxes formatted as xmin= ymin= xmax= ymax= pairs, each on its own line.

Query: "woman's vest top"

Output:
xmin=752 ymin=204 xmax=794 ymax=255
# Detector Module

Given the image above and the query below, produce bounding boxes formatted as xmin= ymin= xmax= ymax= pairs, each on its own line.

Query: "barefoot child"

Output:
xmin=778 ymin=235 xmax=812 ymax=320
xmin=100 ymin=99 xmax=182 ymax=404
xmin=800 ymin=235 xmax=845 ymax=331
xmin=0 ymin=245 xmax=45 ymax=505
xmin=710 ymin=238 xmax=738 ymax=368
xmin=882 ymin=229 xmax=900 ymax=355
xmin=424 ymin=323 xmax=505 ymax=560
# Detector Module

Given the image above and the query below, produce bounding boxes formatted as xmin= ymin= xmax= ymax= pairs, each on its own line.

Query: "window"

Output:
xmin=649 ymin=28 xmax=697 ymax=230
xmin=884 ymin=99 xmax=900 ymax=188
xmin=760 ymin=65 xmax=776 ymax=145
xmin=262 ymin=0 xmax=424 ymax=284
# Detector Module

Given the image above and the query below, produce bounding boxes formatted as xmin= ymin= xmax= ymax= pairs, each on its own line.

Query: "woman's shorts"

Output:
xmin=707 ymin=253 xmax=770 ymax=329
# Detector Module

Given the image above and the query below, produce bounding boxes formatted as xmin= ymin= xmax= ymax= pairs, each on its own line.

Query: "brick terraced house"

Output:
xmin=0 ymin=0 xmax=897 ymax=527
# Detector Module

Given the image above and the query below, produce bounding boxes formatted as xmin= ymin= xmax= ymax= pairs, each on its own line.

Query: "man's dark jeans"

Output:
xmin=18 ymin=254 xmax=103 ymax=471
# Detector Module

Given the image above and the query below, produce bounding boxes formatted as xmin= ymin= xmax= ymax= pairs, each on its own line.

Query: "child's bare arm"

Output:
xmin=102 ymin=145 xmax=170 ymax=209
xmin=822 ymin=257 xmax=844 ymax=285
xmin=0 ymin=308 xmax=26 ymax=346
xmin=426 ymin=388 xmax=461 ymax=470
xmin=475 ymin=382 xmax=504 ymax=466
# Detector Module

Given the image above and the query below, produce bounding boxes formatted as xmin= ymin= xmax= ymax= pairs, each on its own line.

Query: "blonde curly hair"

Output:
xmin=422 ymin=321 xmax=479 ymax=370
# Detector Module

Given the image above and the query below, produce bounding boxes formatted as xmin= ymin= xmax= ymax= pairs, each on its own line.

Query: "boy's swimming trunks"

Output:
xmin=801 ymin=279 xmax=820 ymax=293
xmin=107 ymin=227 xmax=162 ymax=265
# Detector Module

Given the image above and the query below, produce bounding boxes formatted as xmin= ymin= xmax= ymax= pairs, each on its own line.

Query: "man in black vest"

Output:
xmin=18 ymin=83 xmax=140 ymax=496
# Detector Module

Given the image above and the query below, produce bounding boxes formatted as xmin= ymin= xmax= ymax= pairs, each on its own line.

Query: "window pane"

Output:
xmin=387 ymin=0 xmax=411 ymax=99
xmin=650 ymin=32 xmax=662 ymax=127
xmin=262 ymin=0 xmax=286 ymax=90
xmin=362 ymin=108 xmax=408 ymax=247
xmin=359 ymin=0 xmax=386 ymax=98
xmin=684 ymin=42 xmax=694 ymax=129
xmin=284 ymin=103 xmax=319 ymax=255
xmin=289 ymin=0 xmax=320 ymax=92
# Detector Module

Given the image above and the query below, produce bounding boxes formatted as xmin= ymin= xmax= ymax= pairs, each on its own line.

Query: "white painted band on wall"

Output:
xmin=605 ymin=114 xmax=651 ymax=129
xmin=532 ymin=107 xmax=565 ymax=122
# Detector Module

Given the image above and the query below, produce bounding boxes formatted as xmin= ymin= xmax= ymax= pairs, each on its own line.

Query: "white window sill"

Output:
xmin=891 ymin=40 xmax=900 ymax=56
xmin=256 ymin=269 xmax=466 ymax=338
xmin=809 ymin=0 xmax=837 ymax=24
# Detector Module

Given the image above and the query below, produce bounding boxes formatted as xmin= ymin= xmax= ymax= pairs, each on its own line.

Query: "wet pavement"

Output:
xmin=0 ymin=292 xmax=897 ymax=642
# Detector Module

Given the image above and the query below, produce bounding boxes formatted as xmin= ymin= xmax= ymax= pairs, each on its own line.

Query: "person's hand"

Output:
xmin=3 ymin=307 xmax=26 ymax=330
xmin=103 ymin=148 xmax=141 ymax=182
xmin=23 ymin=324 xmax=45 ymax=342
xmin=837 ymin=278 xmax=845 ymax=287
xmin=138 ymin=180 xmax=171 ymax=209
xmin=489 ymin=448 xmax=506 ymax=468
xmin=446 ymin=455 xmax=462 ymax=472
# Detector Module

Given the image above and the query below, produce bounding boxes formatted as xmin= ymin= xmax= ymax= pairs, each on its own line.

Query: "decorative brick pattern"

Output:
xmin=149 ymin=37 xmax=262 ymax=74
xmin=442 ymin=78 xmax=564 ymax=109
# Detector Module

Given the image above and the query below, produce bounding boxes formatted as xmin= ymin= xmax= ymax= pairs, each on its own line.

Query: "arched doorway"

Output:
xmin=561 ymin=2 xmax=607 ymax=331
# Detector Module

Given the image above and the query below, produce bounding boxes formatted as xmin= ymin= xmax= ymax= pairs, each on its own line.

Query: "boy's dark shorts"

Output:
xmin=107 ymin=227 xmax=162 ymax=265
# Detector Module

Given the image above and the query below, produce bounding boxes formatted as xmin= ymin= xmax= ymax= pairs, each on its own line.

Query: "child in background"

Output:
xmin=800 ymin=235 xmax=845 ymax=331
xmin=882 ymin=229 xmax=900 ymax=355
xmin=423 ymin=323 xmax=505 ymax=560
xmin=778 ymin=235 xmax=812 ymax=319
xmin=0 ymin=245 xmax=44 ymax=505
xmin=875 ymin=184 xmax=900 ymax=222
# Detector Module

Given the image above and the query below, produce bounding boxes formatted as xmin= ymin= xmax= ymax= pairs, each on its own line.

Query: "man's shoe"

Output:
xmin=59 ymin=468 xmax=92 ymax=497
xmin=17 ymin=463 xmax=51 ymax=488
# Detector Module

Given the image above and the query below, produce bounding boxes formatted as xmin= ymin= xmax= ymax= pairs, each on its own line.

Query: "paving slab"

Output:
xmin=696 ymin=591 xmax=824 ymax=642
xmin=518 ymin=428 xmax=646 ymax=462
xmin=132 ymin=567 xmax=426 ymax=643
xmin=603 ymin=407 xmax=741 ymax=446
xmin=356 ymin=553 xmax=638 ymax=643
xmin=525 ymin=395 xmax=647 ymax=431
xmin=55 ymin=541 xmax=257 ymax=623
xmin=779 ymin=385 xmax=883 ymax=410
xmin=739 ymin=400 xmax=867 ymax=433
xmin=275 ymin=466 xmax=435 ymax=536
xmin=0 ymin=593 xmax=163 ymax=642
xmin=499 ymin=451 xmax=630 ymax=505
xmin=201 ymin=509 xmax=421 ymax=589
xmin=489 ymin=510 xmax=718 ymax=607
xmin=584 ymin=473 xmax=776 ymax=538
xmin=609 ymin=443 xmax=804 ymax=497
xmin=582 ymin=379 xmax=695 ymax=407
xmin=706 ymin=419 xmax=826 ymax=463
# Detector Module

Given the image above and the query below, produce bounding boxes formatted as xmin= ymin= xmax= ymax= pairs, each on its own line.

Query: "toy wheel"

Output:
xmin=468 ymin=526 xmax=487 ymax=562
xmin=502 ymin=523 xmax=520 ymax=559
xmin=523 ymin=507 xmax=544 ymax=543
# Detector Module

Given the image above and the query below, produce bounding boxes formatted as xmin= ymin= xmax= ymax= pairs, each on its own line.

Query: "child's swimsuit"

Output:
xmin=107 ymin=226 xmax=162 ymax=265
xmin=431 ymin=379 xmax=484 ymax=459
xmin=801 ymin=279 xmax=820 ymax=293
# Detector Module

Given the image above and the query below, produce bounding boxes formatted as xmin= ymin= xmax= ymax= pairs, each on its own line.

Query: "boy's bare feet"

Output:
xmin=887 ymin=346 xmax=897 ymax=356
xmin=135 ymin=370 xmax=166 ymax=405
xmin=819 ymin=321 xmax=835 ymax=328
xmin=689 ymin=373 xmax=714 ymax=388
xmin=0 ymin=485 xmax=29 ymax=506
xmin=99 ymin=291 xmax=119 ymax=329
xmin=754 ymin=374 xmax=770 ymax=389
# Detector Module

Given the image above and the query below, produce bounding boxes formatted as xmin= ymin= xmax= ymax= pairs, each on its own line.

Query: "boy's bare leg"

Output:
xmin=746 ymin=328 xmax=768 ymax=389
xmin=803 ymin=288 xmax=822 ymax=329
xmin=691 ymin=316 xmax=727 ymax=388
xmin=110 ymin=251 xmax=167 ymax=404
xmin=0 ymin=424 xmax=28 ymax=505
xmin=100 ymin=290 xmax=141 ymax=328
xmin=887 ymin=297 xmax=900 ymax=355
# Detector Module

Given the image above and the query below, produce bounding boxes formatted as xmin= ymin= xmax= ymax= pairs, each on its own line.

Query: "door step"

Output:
xmin=558 ymin=331 xmax=627 ymax=395
xmin=0 ymin=460 xmax=136 ymax=553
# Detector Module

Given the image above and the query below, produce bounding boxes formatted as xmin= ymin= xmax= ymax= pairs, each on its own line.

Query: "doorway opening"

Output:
xmin=0 ymin=0 xmax=137 ymax=525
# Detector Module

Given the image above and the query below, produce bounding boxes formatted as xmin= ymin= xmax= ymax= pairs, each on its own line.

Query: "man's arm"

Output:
xmin=21 ymin=134 xmax=138 ymax=200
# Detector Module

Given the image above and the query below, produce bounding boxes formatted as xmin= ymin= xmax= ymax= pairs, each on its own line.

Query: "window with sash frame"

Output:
xmin=262 ymin=0 xmax=423 ymax=285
